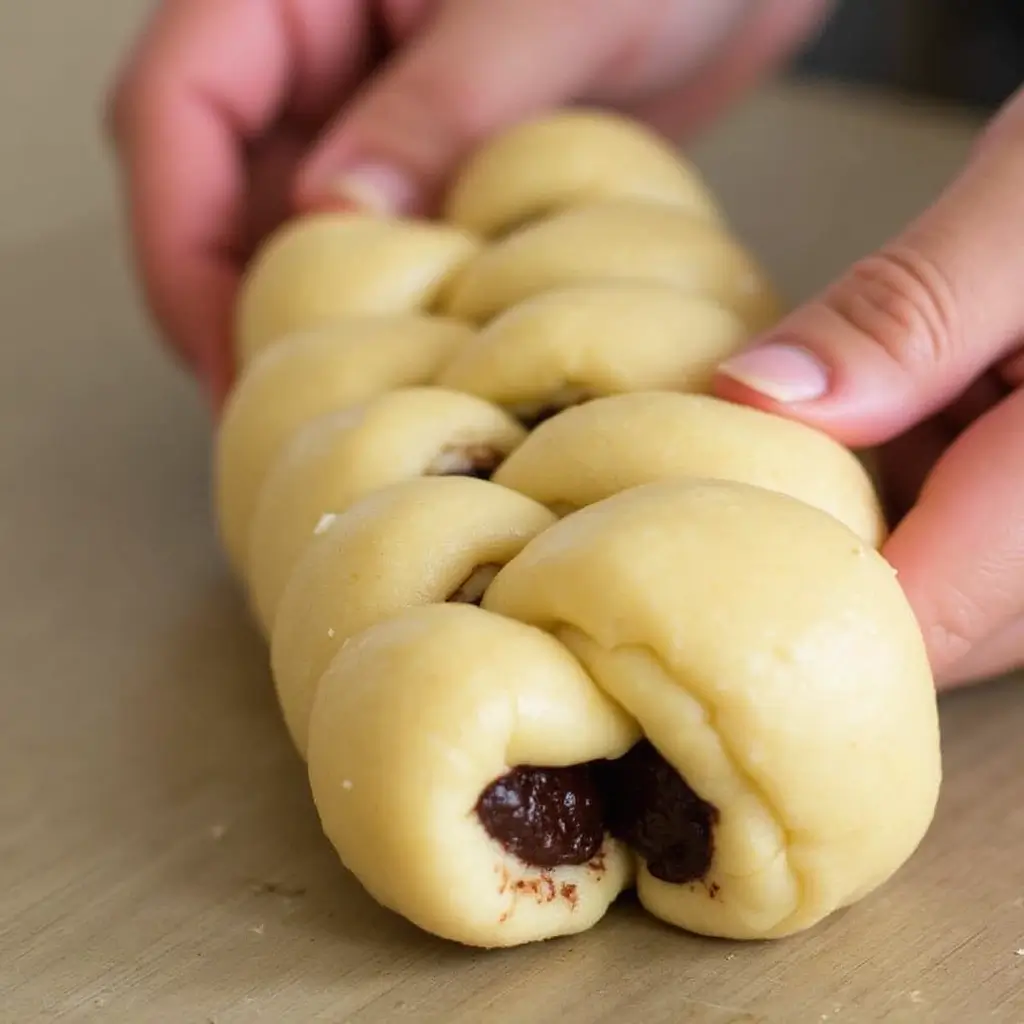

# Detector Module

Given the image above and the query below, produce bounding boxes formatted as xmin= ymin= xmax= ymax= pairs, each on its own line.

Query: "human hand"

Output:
xmin=715 ymin=85 xmax=1024 ymax=690
xmin=107 ymin=0 xmax=832 ymax=411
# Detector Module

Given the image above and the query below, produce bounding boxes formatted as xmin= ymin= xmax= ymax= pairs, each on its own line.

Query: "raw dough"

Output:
xmin=306 ymin=602 xmax=638 ymax=948
xmin=245 ymin=387 xmax=526 ymax=634
xmin=441 ymin=200 xmax=784 ymax=330
xmin=492 ymin=391 xmax=886 ymax=546
xmin=436 ymin=283 xmax=752 ymax=423
xmin=482 ymin=479 xmax=942 ymax=940
xmin=235 ymin=213 xmax=478 ymax=365
xmin=211 ymin=106 xmax=940 ymax=951
xmin=216 ymin=315 xmax=474 ymax=575
xmin=443 ymin=108 xmax=723 ymax=237
xmin=271 ymin=475 xmax=556 ymax=758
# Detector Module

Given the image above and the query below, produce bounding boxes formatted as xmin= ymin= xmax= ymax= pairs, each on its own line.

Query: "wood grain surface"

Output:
xmin=2 ymin=5 xmax=1022 ymax=1022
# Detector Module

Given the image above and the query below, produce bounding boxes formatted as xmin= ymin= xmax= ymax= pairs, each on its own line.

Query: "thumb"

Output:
xmin=714 ymin=86 xmax=1024 ymax=449
xmin=292 ymin=0 xmax=638 ymax=217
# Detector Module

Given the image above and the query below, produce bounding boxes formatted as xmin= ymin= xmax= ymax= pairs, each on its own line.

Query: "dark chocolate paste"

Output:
xmin=595 ymin=740 xmax=717 ymax=884
xmin=477 ymin=741 xmax=716 ymax=882
xmin=476 ymin=765 xmax=605 ymax=868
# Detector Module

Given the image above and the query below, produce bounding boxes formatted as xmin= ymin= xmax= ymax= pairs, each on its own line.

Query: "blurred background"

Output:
xmin=797 ymin=0 xmax=1022 ymax=110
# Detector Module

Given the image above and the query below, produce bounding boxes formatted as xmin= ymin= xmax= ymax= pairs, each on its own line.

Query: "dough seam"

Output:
xmin=551 ymin=626 xmax=805 ymax=928
xmin=619 ymin=639 xmax=806 ymax=929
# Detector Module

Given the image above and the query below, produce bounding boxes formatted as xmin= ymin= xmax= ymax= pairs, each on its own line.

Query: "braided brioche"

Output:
xmin=215 ymin=109 xmax=942 ymax=950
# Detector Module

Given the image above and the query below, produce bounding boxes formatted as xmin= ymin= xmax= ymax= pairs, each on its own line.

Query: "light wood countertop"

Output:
xmin=2 ymin=5 xmax=1022 ymax=1022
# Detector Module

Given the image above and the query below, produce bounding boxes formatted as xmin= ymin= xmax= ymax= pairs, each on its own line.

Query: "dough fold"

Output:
xmin=216 ymin=315 xmax=474 ymax=575
xmin=442 ymin=108 xmax=723 ymax=237
xmin=492 ymin=391 xmax=886 ymax=546
xmin=483 ymin=479 xmax=942 ymax=939
xmin=436 ymin=283 xmax=751 ymax=423
xmin=440 ymin=200 xmax=784 ymax=329
xmin=235 ymin=213 xmax=478 ymax=364
xmin=306 ymin=602 xmax=638 ymax=948
xmin=246 ymin=387 xmax=526 ymax=634
xmin=271 ymin=476 xmax=556 ymax=758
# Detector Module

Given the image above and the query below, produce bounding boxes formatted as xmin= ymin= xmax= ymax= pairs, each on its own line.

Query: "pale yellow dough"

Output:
xmin=307 ymin=602 xmax=638 ymax=948
xmin=235 ymin=212 xmax=478 ymax=365
xmin=213 ymin=106 xmax=941 ymax=951
xmin=246 ymin=387 xmax=526 ymax=634
xmin=443 ymin=108 xmax=723 ymax=237
xmin=440 ymin=200 xmax=784 ymax=330
xmin=493 ymin=392 xmax=887 ymax=546
xmin=215 ymin=315 xmax=474 ymax=576
xmin=483 ymin=479 xmax=942 ymax=940
xmin=436 ymin=283 xmax=752 ymax=419
xmin=271 ymin=476 xmax=556 ymax=758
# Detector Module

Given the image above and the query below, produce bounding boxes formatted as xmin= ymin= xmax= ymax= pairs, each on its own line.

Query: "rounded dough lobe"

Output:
xmin=494 ymin=392 xmax=887 ymax=546
xmin=443 ymin=109 xmax=722 ymax=237
xmin=306 ymin=602 xmax=638 ymax=948
xmin=216 ymin=315 xmax=475 ymax=576
xmin=235 ymin=212 xmax=478 ymax=364
xmin=271 ymin=476 xmax=557 ymax=758
xmin=483 ymin=479 xmax=941 ymax=940
xmin=440 ymin=200 xmax=784 ymax=330
xmin=436 ymin=284 xmax=751 ymax=423
xmin=246 ymin=387 xmax=526 ymax=635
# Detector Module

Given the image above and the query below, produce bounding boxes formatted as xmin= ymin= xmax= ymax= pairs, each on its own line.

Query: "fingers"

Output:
xmin=714 ymin=85 xmax=1024 ymax=449
xmin=292 ymin=0 xmax=649 ymax=216
xmin=882 ymin=387 xmax=1024 ymax=683
xmin=107 ymin=0 xmax=370 ymax=407
xmin=627 ymin=0 xmax=836 ymax=140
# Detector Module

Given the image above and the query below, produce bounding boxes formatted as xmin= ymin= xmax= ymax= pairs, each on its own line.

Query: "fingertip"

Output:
xmin=294 ymin=159 xmax=422 ymax=217
xmin=715 ymin=342 xmax=831 ymax=405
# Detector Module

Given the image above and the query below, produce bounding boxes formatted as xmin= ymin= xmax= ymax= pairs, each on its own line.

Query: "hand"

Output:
xmin=107 ymin=0 xmax=831 ymax=411
xmin=716 ymin=85 xmax=1024 ymax=690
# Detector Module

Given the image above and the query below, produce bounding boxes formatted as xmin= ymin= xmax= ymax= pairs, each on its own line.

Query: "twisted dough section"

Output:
xmin=272 ymin=476 xmax=556 ymax=758
xmin=246 ymin=386 xmax=526 ymax=633
xmin=235 ymin=214 xmax=478 ymax=366
xmin=442 ymin=109 xmax=724 ymax=237
xmin=307 ymin=602 xmax=638 ymax=948
xmin=212 ymin=109 xmax=942 ymax=950
xmin=483 ymin=480 xmax=942 ymax=939
xmin=436 ymin=282 xmax=751 ymax=424
xmin=216 ymin=315 xmax=473 ymax=576
xmin=493 ymin=391 xmax=886 ymax=544
xmin=440 ymin=200 xmax=783 ymax=330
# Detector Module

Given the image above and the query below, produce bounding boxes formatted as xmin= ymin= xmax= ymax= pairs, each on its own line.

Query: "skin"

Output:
xmin=108 ymin=0 xmax=1024 ymax=689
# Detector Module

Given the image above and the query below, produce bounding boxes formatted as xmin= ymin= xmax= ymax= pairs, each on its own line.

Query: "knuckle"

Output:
xmin=827 ymin=245 xmax=961 ymax=373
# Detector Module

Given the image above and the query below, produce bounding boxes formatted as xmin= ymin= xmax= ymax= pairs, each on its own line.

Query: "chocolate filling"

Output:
xmin=429 ymin=444 xmax=505 ymax=482
xmin=595 ymin=740 xmax=718 ymax=884
xmin=476 ymin=740 xmax=717 ymax=883
xmin=476 ymin=765 xmax=605 ymax=869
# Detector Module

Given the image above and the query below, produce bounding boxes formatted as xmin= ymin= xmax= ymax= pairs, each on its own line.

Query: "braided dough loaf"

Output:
xmin=215 ymin=108 xmax=942 ymax=950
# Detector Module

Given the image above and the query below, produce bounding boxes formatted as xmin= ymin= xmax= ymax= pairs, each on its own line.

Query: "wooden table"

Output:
xmin=3 ymin=6 xmax=1023 ymax=1022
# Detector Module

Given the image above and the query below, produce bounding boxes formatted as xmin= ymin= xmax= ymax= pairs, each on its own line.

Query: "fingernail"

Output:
xmin=324 ymin=163 xmax=417 ymax=216
xmin=717 ymin=343 xmax=830 ymax=403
